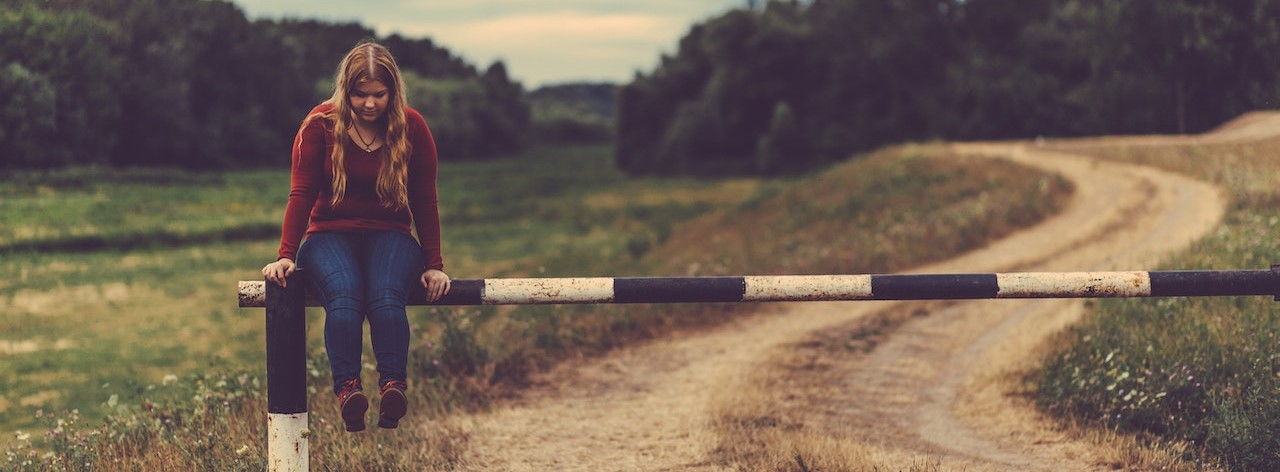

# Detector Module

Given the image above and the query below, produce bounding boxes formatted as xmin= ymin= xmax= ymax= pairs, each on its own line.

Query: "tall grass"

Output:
xmin=1 ymin=142 xmax=1071 ymax=469
xmin=653 ymin=143 xmax=1069 ymax=276
xmin=1035 ymin=136 xmax=1280 ymax=471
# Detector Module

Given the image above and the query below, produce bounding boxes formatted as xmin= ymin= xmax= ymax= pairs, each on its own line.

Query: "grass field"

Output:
xmin=1035 ymin=136 xmax=1280 ymax=471
xmin=1 ymin=142 xmax=1070 ymax=470
xmin=0 ymin=144 xmax=759 ymax=436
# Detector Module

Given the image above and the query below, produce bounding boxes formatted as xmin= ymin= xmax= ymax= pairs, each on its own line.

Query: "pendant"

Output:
xmin=365 ymin=145 xmax=373 ymax=152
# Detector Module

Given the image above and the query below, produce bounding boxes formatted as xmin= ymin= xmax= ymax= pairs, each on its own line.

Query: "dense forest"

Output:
xmin=0 ymin=0 xmax=532 ymax=169
xmin=618 ymin=0 xmax=1280 ymax=176
xmin=7 ymin=0 xmax=1280 ymax=176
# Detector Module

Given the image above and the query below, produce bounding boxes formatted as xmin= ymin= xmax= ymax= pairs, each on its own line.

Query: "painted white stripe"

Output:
xmin=743 ymin=275 xmax=874 ymax=301
xmin=482 ymin=277 xmax=615 ymax=304
xmin=268 ymin=412 xmax=308 ymax=472
xmin=240 ymin=280 xmax=266 ymax=307
xmin=996 ymin=271 xmax=1151 ymax=298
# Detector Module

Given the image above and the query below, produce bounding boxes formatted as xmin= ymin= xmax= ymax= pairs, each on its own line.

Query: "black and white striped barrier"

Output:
xmin=240 ymin=268 xmax=1280 ymax=471
xmin=240 ymin=269 xmax=1280 ymax=308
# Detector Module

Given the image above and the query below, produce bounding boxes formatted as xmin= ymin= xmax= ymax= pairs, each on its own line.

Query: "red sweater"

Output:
xmin=276 ymin=103 xmax=444 ymax=271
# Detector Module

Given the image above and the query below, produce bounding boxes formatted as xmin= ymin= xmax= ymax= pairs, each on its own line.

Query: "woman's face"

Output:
xmin=350 ymin=79 xmax=390 ymax=123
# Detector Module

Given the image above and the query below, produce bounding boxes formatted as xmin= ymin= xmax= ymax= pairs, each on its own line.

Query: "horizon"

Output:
xmin=230 ymin=0 xmax=745 ymax=88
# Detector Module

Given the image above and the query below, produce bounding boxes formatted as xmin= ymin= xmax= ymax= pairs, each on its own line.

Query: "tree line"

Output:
xmin=0 ymin=0 xmax=530 ymax=169
xmin=617 ymin=0 xmax=1280 ymax=176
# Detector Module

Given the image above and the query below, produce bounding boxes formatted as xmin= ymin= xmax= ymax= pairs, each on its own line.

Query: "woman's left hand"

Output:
xmin=421 ymin=269 xmax=451 ymax=303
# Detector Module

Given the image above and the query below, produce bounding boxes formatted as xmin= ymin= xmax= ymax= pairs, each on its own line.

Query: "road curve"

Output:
xmin=447 ymin=138 xmax=1229 ymax=470
xmin=821 ymin=142 xmax=1226 ymax=469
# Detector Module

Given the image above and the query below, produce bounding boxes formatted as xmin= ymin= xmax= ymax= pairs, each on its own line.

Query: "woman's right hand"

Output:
xmin=262 ymin=258 xmax=297 ymax=287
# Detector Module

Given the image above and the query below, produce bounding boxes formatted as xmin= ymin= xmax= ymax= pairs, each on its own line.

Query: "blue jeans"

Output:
xmin=297 ymin=230 xmax=424 ymax=396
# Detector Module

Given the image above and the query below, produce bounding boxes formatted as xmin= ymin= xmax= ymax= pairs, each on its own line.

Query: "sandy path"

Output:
xmin=448 ymin=128 xmax=1244 ymax=470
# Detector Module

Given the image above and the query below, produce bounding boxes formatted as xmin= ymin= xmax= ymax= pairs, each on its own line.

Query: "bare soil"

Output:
xmin=437 ymin=119 xmax=1280 ymax=470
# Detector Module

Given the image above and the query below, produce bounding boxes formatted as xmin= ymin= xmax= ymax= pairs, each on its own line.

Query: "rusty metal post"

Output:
xmin=265 ymin=275 xmax=308 ymax=472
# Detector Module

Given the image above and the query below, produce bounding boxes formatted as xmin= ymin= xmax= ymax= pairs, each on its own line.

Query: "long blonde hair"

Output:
xmin=302 ymin=41 xmax=411 ymax=209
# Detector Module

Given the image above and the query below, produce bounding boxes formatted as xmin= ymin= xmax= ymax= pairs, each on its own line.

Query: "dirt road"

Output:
xmin=447 ymin=128 xmax=1242 ymax=470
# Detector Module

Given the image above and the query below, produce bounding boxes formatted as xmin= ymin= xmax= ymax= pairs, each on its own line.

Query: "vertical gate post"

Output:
xmin=265 ymin=275 xmax=308 ymax=472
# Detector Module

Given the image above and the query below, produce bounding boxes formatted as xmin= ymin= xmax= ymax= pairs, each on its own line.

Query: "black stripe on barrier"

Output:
xmin=872 ymin=273 xmax=999 ymax=300
xmin=265 ymin=275 xmax=308 ymax=415
xmin=411 ymin=279 xmax=484 ymax=305
xmin=614 ymin=276 xmax=746 ymax=303
xmin=1150 ymin=270 xmax=1278 ymax=297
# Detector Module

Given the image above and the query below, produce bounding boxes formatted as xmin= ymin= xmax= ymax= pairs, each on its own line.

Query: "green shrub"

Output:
xmin=1036 ymin=211 xmax=1280 ymax=469
xmin=1207 ymin=386 xmax=1280 ymax=471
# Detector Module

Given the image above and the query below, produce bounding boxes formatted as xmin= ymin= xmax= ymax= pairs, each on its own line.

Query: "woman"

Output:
xmin=262 ymin=41 xmax=450 ymax=432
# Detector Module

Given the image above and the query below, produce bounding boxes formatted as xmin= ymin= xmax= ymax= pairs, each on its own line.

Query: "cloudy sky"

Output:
xmin=231 ymin=1 xmax=744 ymax=88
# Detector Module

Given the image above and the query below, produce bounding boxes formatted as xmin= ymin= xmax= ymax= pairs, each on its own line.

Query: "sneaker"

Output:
xmin=337 ymin=379 xmax=368 ymax=432
xmin=378 ymin=380 xmax=408 ymax=429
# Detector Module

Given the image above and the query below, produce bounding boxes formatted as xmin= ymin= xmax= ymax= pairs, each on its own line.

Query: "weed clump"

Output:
xmin=4 ymin=372 xmax=266 ymax=471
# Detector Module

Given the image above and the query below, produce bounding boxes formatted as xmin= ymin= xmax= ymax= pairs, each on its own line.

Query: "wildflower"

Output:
xmin=236 ymin=445 xmax=251 ymax=456
xmin=15 ymin=431 xmax=29 ymax=442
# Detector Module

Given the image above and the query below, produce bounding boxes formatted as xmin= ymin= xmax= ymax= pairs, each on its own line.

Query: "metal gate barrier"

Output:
xmin=237 ymin=267 xmax=1280 ymax=471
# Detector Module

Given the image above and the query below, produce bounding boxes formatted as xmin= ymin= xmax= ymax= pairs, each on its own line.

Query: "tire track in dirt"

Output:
xmin=446 ymin=129 xmax=1244 ymax=470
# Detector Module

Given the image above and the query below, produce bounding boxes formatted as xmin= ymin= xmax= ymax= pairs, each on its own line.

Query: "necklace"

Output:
xmin=352 ymin=125 xmax=376 ymax=152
